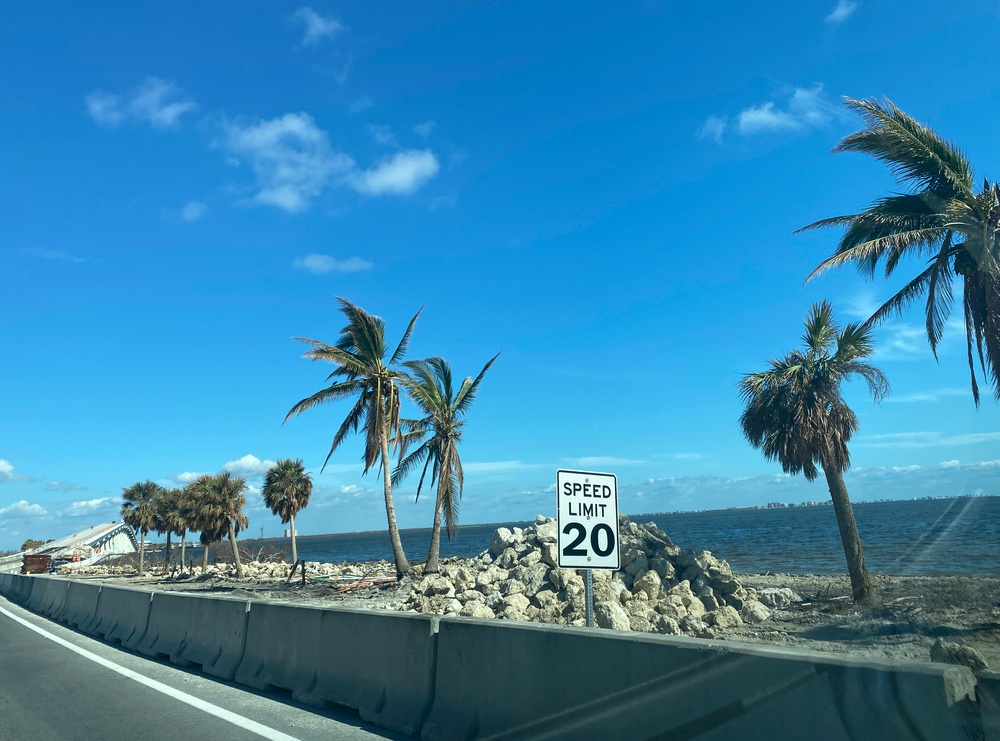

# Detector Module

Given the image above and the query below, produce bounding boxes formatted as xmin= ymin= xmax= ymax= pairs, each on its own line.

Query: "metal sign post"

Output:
xmin=556 ymin=469 xmax=619 ymax=629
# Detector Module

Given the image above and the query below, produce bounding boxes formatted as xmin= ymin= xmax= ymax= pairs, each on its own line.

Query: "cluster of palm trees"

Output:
xmin=120 ymin=461 xmax=315 ymax=578
xmin=740 ymin=98 xmax=998 ymax=605
xmin=285 ymin=298 xmax=498 ymax=577
xmin=121 ymin=473 xmax=249 ymax=577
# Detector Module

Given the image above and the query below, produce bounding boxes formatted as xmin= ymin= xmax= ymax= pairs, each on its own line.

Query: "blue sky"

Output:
xmin=2 ymin=2 xmax=999 ymax=550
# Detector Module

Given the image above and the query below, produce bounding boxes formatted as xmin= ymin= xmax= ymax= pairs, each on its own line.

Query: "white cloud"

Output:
xmin=735 ymin=84 xmax=835 ymax=136
xmin=292 ymin=7 xmax=343 ymax=46
xmin=224 ymin=113 xmax=355 ymax=213
xmin=0 ymin=500 xmax=47 ymax=518
xmin=369 ymin=124 xmax=397 ymax=147
xmin=225 ymin=115 xmax=440 ymax=211
xmin=0 ymin=459 xmax=30 ymax=483
xmin=129 ymin=78 xmax=198 ymax=129
xmin=293 ymin=254 xmax=373 ymax=274
xmin=698 ymin=115 xmax=727 ymax=144
xmin=674 ymin=453 xmax=703 ymax=461
xmin=21 ymin=248 xmax=87 ymax=264
xmin=940 ymin=460 xmax=961 ymax=468
xmin=47 ymin=481 xmax=87 ymax=492
xmin=85 ymin=91 xmax=125 ymax=127
xmin=825 ymin=1 xmax=858 ymax=24
xmin=65 ymin=497 xmax=115 ymax=516
xmin=349 ymin=96 xmax=373 ymax=114
xmin=87 ymin=78 xmax=197 ymax=130
xmin=414 ymin=120 xmax=437 ymax=139
xmin=737 ymin=103 xmax=799 ymax=135
xmin=349 ymin=150 xmax=440 ymax=197
xmin=169 ymin=471 xmax=210 ymax=485
xmin=179 ymin=201 xmax=207 ymax=223
xmin=222 ymin=454 xmax=277 ymax=478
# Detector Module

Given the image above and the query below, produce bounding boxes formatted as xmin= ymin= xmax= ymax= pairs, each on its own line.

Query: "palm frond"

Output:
xmin=836 ymin=98 xmax=973 ymax=196
xmin=389 ymin=305 xmax=424 ymax=366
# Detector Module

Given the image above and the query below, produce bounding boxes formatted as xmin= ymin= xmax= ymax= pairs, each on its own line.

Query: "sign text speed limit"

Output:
xmin=556 ymin=469 xmax=620 ymax=569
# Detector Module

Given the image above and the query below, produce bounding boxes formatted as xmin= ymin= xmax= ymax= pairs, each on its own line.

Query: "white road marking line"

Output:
xmin=0 ymin=604 xmax=302 ymax=741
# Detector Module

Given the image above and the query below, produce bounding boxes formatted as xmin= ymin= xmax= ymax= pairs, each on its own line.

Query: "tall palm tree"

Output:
xmin=175 ymin=484 xmax=197 ymax=575
xmin=738 ymin=302 xmax=889 ymax=605
xmin=121 ymin=481 xmax=163 ymax=577
xmin=285 ymin=297 xmax=422 ymax=577
xmin=801 ymin=97 xmax=999 ymax=405
xmin=262 ymin=458 xmax=313 ymax=565
xmin=185 ymin=475 xmax=220 ymax=572
xmin=216 ymin=471 xmax=249 ymax=579
xmin=153 ymin=487 xmax=185 ymax=575
xmin=187 ymin=473 xmax=248 ymax=576
xmin=396 ymin=354 xmax=499 ymax=574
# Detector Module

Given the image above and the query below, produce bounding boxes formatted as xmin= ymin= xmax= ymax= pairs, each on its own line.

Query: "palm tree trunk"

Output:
xmin=425 ymin=478 xmax=446 ymax=574
xmin=823 ymin=465 xmax=875 ymax=605
xmin=228 ymin=522 xmax=244 ymax=579
xmin=138 ymin=531 xmax=146 ymax=576
xmin=289 ymin=514 xmax=298 ymax=566
xmin=381 ymin=427 xmax=411 ymax=577
xmin=202 ymin=540 xmax=210 ymax=571
xmin=163 ymin=531 xmax=172 ymax=574
xmin=179 ymin=530 xmax=186 ymax=576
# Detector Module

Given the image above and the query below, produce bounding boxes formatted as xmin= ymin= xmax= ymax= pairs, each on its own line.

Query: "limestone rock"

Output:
xmin=626 ymin=601 xmax=658 ymax=633
xmin=460 ymin=601 xmax=496 ymax=619
xmin=633 ymin=569 xmax=663 ymax=600
xmin=740 ymin=599 xmax=771 ymax=624
xmin=930 ymin=639 xmax=988 ymax=672
xmin=757 ymin=587 xmax=803 ymax=609
xmin=594 ymin=600 xmax=631 ymax=631
xmin=708 ymin=605 xmax=744 ymax=629
xmin=489 ymin=527 xmax=514 ymax=557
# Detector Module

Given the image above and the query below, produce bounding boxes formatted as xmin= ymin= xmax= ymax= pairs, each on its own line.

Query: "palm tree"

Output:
xmin=285 ymin=297 xmax=422 ymax=577
xmin=175 ymin=485 xmax=197 ymax=575
xmin=216 ymin=471 xmax=249 ymax=579
xmin=121 ymin=481 xmax=163 ymax=577
xmin=396 ymin=354 xmax=499 ymax=574
xmin=185 ymin=476 xmax=219 ymax=572
xmin=738 ymin=302 xmax=889 ymax=605
xmin=262 ymin=458 xmax=313 ymax=565
xmin=187 ymin=473 xmax=248 ymax=576
xmin=801 ymin=97 xmax=999 ymax=405
xmin=153 ymin=487 xmax=185 ymax=575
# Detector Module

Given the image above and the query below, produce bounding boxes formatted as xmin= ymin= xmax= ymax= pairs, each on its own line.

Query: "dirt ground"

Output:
xmin=87 ymin=565 xmax=1000 ymax=670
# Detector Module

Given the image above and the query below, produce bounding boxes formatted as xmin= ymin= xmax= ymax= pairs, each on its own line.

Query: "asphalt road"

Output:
xmin=0 ymin=596 xmax=410 ymax=741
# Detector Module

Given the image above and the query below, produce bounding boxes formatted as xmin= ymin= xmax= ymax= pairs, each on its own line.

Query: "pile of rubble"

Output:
xmin=404 ymin=515 xmax=800 ymax=637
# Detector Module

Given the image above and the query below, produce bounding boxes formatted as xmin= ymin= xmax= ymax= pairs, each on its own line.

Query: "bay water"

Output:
xmin=240 ymin=496 xmax=999 ymax=576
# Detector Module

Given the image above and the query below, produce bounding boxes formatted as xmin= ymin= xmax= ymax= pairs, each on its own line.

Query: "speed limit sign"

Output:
xmin=556 ymin=469 xmax=620 ymax=569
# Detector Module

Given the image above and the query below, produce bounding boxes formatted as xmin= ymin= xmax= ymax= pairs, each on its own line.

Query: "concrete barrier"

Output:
xmin=979 ymin=669 xmax=1000 ymax=740
xmin=83 ymin=585 xmax=151 ymax=649
xmin=234 ymin=603 xmax=438 ymax=736
xmin=8 ymin=574 xmax=34 ymax=605
xmin=0 ymin=573 xmax=12 ymax=595
xmin=422 ymin=618 xmax=977 ymax=741
xmin=138 ymin=592 xmax=249 ymax=680
xmin=25 ymin=576 xmax=69 ymax=618
xmin=58 ymin=581 xmax=102 ymax=629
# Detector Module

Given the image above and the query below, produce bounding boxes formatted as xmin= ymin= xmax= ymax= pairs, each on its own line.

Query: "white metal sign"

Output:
xmin=556 ymin=469 xmax=619 ymax=569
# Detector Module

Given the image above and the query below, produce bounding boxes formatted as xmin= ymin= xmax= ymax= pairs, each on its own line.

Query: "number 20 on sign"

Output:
xmin=556 ymin=469 xmax=620 ymax=569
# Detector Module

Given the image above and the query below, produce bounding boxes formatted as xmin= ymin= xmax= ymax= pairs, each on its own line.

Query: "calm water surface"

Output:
xmin=238 ymin=497 xmax=998 ymax=576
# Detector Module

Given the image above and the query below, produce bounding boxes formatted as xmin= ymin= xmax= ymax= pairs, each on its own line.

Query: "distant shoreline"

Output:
xmin=162 ymin=493 xmax=999 ymax=548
